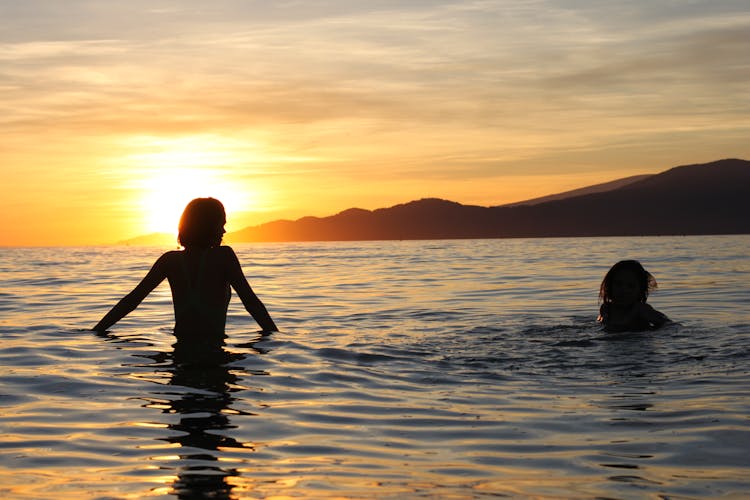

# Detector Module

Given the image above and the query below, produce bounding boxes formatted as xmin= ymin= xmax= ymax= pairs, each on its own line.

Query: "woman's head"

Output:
xmin=178 ymin=197 xmax=226 ymax=248
xmin=599 ymin=260 xmax=657 ymax=305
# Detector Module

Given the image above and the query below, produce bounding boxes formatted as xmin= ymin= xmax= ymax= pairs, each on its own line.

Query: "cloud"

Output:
xmin=2 ymin=1 xmax=749 ymax=177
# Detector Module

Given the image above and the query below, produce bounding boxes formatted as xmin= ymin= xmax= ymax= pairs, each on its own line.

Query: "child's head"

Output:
xmin=178 ymin=197 xmax=226 ymax=248
xmin=599 ymin=260 xmax=657 ymax=305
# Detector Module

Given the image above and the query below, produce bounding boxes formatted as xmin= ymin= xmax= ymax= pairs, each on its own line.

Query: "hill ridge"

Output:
xmin=116 ymin=158 xmax=750 ymax=245
xmin=227 ymin=158 xmax=750 ymax=242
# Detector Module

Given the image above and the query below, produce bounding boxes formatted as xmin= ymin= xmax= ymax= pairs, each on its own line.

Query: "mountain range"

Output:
xmin=120 ymin=158 xmax=750 ymax=245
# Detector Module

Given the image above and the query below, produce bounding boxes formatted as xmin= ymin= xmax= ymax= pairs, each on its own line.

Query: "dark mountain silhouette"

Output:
xmin=501 ymin=174 xmax=651 ymax=207
xmin=226 ymin=159 xmax=750 ymax=242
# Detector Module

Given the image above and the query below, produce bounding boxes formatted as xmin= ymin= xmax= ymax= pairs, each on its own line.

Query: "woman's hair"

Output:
xmin=178 ymin=197 xmax=226 ymax=248
xmin=598 ymin=259 xmax=657 ymax=304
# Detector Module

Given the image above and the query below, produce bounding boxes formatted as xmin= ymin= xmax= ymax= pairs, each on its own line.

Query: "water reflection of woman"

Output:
xmin=148 ymin=339 xmax=262 ymax=499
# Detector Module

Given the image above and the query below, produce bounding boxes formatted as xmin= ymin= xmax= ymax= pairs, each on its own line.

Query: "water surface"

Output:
xmin=1 ymin=236 xmax=748 ymax=498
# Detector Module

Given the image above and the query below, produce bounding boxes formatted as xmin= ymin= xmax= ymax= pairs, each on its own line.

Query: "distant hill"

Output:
xmin=227 ymin=159 xmax=750 ymax=242
xmin=117 ymin=232 xmax=177 ymax=247
xmin=501 ymin=174 xmax=652 ymax=207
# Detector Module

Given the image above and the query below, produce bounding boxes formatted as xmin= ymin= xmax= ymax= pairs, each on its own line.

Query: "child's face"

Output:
xmin=609 ymin=270 xmax=641 ymax=305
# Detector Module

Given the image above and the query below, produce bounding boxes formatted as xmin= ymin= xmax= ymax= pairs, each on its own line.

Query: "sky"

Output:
xmin=2 ymin=1 xmax=749 ymax=245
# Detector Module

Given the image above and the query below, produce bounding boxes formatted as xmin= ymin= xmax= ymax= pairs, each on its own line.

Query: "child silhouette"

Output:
xmin=598 ymin=260 xmax=670 ymax=332
xmin=93 ymin=197 xmax=277 ymax=339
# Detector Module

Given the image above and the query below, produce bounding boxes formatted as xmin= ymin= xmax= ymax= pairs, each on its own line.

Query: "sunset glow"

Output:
xmin=2 ymin=1 xmax=749 ymax=245
xmin=122 ymin=136 xmax=260 ymax=235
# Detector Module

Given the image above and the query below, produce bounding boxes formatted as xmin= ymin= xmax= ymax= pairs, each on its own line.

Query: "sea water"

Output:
xmin=0 ymin=235 xmax=748 ymax=499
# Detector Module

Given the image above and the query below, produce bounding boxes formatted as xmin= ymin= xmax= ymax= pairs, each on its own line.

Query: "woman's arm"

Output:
xmin=92 ymin=254 xmax=169 ymax=332
xmin=225 ymin=247 xmax=278 ymax=332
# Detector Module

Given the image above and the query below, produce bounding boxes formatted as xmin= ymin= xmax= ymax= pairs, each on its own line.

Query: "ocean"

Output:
xmin=0 ymin=235 xmax=748 ymax=499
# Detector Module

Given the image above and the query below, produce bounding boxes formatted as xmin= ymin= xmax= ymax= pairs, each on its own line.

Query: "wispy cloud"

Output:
xmin=2 ymin=0 xmax=749 ymax=243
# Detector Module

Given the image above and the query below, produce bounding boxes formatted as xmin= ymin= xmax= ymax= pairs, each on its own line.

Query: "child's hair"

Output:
xmin=178 ymin=197 xmax=226 ymax=248
xmin=598 ymin=260 xmax=657 ymax=304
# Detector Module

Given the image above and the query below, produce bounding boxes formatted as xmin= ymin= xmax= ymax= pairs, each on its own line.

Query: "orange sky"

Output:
xmin=2 ymin=2 xmax=749 ymax=246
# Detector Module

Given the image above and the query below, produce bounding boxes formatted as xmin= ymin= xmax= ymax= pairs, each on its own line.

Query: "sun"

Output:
xmin=127 ymin=137 xmax=256 ymax=235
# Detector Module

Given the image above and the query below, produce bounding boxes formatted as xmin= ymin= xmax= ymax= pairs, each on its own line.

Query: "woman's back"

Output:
xmin=166 ymin=247 xmax=232 ymax=340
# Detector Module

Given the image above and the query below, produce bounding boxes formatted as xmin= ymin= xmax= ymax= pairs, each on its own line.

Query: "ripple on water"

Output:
xmin=0 ymin=238 xmax=749 ymax=498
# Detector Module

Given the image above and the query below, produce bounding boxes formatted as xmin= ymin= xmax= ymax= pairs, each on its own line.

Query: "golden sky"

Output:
xmin=2 ymin=1 xmax=749 ymax=245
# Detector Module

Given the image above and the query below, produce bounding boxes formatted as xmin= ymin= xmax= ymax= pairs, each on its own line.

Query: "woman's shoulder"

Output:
xmin=154 ymin=249 xmax=185 ymax=266
xmin=156 ymin=249 xmax=182 ymax=261
xmin=213 ymin=245 xmax=240 ymax=262
xmin=162 ymin=249 xmax=188 ymax=257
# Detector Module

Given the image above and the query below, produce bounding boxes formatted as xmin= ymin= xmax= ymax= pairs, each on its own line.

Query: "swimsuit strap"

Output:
xmin=181 ymin=250 xmax=209 ymax=291
xmin=194 ymin=250 xmax=209 ymax=290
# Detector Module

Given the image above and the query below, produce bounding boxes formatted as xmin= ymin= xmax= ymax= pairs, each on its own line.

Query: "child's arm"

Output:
xmin=92 ymin=254 xmax=169 ymax=332
xmin=597 ymin=304 xmax=608 ymax=324
xmin=639 ymin=303 xmax=671 ymax=329
xmin=225 ymin=247 xmax=278 ymax=332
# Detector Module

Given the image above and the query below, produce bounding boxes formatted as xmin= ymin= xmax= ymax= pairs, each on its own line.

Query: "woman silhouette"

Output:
xmin=93 ymin=197 xmax=277 ymax=339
